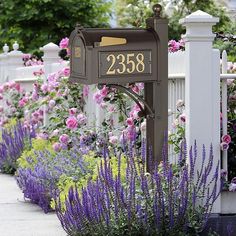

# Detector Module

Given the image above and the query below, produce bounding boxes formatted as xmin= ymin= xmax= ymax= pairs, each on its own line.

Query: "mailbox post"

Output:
xmin=145 ymin=5 xmax=168 ymax=168
xmin=69 ymin=4 xmax=168 ymax=169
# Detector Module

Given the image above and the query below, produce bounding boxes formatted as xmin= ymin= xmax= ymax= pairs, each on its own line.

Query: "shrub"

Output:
xmin=55 ymin=142 xmax=221 ymax=236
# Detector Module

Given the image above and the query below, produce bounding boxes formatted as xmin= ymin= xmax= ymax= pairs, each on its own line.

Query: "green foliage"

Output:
xmin=53 ymin=153 xmax=129 ymax=209
xmin=0 ymin=0 xmax=111 ymax=53
xmin=0 ymin=119 xmax=17 ymax=137
xmin=116 ymin=0 xmax=155 ymax=28
xmin=17 ymin=138 xmax=54 ymax=169
xmin=169 ymin=0 xmax=231 ymax=40
xmin=214 ymin=22 xmax=236 ymax=62
xmin=116 ymin=0 xmax=231 ymax=40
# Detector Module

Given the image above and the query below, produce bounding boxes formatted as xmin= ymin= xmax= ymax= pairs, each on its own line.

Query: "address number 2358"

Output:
xmin=106 ymin=53 xmax=145 ymax=75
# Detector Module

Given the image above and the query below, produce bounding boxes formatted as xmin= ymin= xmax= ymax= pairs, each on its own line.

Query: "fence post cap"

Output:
xmin=13 ymin=41 xmax=19 ymax=51
xmin=180 ymin=10 xmax=219 ymax=24
xmin=3 ymin=43 xmax=9 ymax=54
xmin=41 ymin=42 xmax=60 ymax=52
xmin=180 ymin=10 xmax=219 ymax=42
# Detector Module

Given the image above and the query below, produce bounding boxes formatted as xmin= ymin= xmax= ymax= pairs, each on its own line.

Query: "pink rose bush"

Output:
xmin=0 ymin=62 xmax=88 ymax=151
xmin=168 ymin=39 xmax=185 ymax=53
xmin=22 ymin=54 xmax=43 ymax=67
xmin=0 ymin=81 xmax=26 ymax=125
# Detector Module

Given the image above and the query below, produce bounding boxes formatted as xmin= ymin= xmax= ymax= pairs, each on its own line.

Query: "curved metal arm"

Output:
xmin=98 ymin=84 xmax=155 ymax=119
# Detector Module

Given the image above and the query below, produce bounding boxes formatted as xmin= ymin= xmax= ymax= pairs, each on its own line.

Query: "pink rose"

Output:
xmin=168 ymin=40 xmax=180 ymax=53
xmin=100 ymin=86 xmax=109 ymax=97
xmin=32 ymin=111 xmax=39 ymax=119
xmin=59 ymin=134 xmax=70 ymax=144
xmin=83 ymin=85 xmax=89 ymax=98
xmin=0 ymin=86 xmax=3 ymax=93
xmin=53 ymin=142 xmax=62 ymax=152
xmin=62 ymin=67 xmax=70 ymax=77
xmin=132 ymin=85 xmax=140 ymax=93
xmin=18 ymin=99 xmax=26 ymax=107
xmin=32 ymin=91 xmax=39 ymax=101
xmin=0 ymin=94 xmax=3 ymax=100
xmin=59 ymin=37 xmax=69 ymax=49
xmin=66 ymin=116 xmax=78 ymax=130
xmin=77 ymin=113 xmax=87 ymax=125
xmin=221 ymin=134 xmax=231 ymax=144
xmin=0 ymin=106 xmax=3 ymax=112
xmin=15 ymin=83 xmax=21 ymax=92
xmin=41 ymin=83 xmax=48 ymax=93
xmin=93 ymin=92 xmax=103 ymax=104
xmin=126 ymin=117 xmax=134 ymax=126
xmin=9 ymin=81 xmax=16 ymax=89
xmin=69 ymin=108 xmax=77 ymax=115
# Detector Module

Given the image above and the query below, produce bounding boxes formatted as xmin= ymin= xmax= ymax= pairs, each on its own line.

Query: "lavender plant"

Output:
xmin=55 ymin=141 xmax=221 ymax=236
xmin=0 ymin=122 xmax=33 ymax=174
xmin=16 ymin=142 xmax=99 ymax=213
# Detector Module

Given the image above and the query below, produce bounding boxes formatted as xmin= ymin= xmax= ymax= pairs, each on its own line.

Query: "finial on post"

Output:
xmin=76 ymin=23 xmax=83 ymax=32
xmin=13 ymin=41 xmax=19 ymax=51
xmin=3 ymin=43 xmax=9 ymax=54
xmin=152 ymin=4 xmax=162 ymax=18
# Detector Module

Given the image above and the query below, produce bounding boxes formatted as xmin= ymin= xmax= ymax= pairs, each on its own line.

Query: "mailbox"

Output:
xmin=69 ymin=27 xmax=158 ymax=84
xmin=68 ymin=4 xmax=169 ymax=169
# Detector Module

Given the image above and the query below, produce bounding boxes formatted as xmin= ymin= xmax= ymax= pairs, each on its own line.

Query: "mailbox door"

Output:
xmin=71 ymin=35 xmax=86 ymax=79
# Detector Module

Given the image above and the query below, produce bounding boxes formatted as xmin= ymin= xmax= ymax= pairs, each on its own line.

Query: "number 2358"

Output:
xmin=106 ymin=53 xmax=145 ymax=75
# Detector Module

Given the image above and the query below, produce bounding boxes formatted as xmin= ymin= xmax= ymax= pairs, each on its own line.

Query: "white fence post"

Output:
xmin=180 ymin=11 xmax=221 ymax=213
xmin=7 ymin=42 xmax=23 ymax=81
xmin=0 ymin=44 xmax=9 ymax=83
xmin=41 ymin=42 xmax=60 ymax=126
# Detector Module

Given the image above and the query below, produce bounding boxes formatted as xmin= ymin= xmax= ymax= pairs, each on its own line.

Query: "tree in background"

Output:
xmin=116 ymin=0 xmax=235 ymax=61
xmin=0 ymin=0 xmax=111 ymax=54
xmin=116 ymin=0 xmax=231 ymax=38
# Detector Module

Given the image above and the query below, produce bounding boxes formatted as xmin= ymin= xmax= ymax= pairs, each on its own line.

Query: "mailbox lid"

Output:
xmin=78 ymin=28 xmax=158 ymax=47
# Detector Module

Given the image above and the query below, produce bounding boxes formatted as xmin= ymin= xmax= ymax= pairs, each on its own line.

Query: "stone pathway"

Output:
xmin=0 ymin=174 xmax=66 ymax=236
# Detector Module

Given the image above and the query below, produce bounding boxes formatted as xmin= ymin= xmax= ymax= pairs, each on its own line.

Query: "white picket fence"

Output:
xmin=0 ymin=10 xmax=236 ymax=214
xmin=0 ymin=41 xmax=186 ymax=137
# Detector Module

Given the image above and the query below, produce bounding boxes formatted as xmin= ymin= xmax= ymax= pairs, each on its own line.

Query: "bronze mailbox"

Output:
xmin=69 ymin=28 xmax=158 ymax=84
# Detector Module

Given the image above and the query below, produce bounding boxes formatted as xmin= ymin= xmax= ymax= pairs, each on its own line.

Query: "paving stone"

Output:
xmin=0 ymin=174 xmax=66 ymax=236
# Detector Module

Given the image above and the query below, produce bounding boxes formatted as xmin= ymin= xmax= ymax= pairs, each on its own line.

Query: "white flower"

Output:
xmin=176 ymin=99 xmax=184 ymax=107
xmin=229 ymin=183 xmax=236 ymax=192
xmin=141 ymin=121 xmax=146 ymax=132
xmin=109 ymin=135 xmax=118 ymax=145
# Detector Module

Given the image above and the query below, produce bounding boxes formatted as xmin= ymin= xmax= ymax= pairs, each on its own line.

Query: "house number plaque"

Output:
xmin=99 ymin=50 xmax=152 ymax=77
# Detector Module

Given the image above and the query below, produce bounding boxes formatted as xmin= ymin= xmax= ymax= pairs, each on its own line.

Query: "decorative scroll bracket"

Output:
xmin=98 ymin=83 xmax=155 ymax=120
